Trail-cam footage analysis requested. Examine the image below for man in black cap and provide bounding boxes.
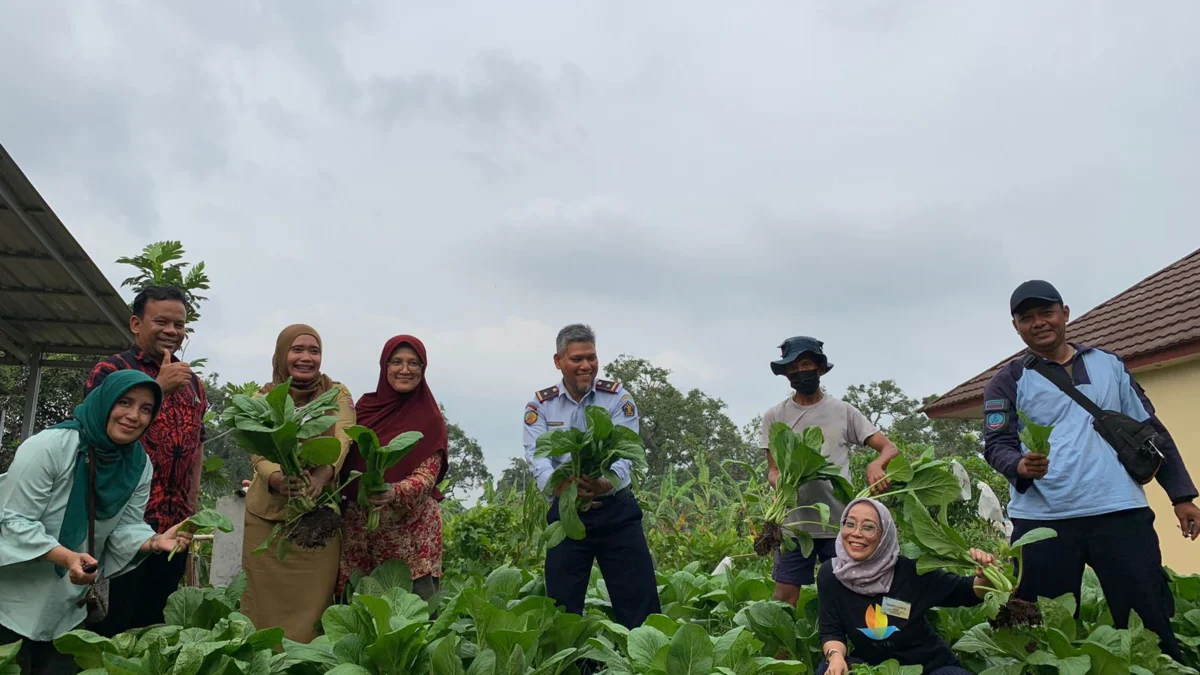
[759,336,900,606]
[983,280,1198,662]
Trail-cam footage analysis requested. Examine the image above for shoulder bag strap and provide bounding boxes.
[87,445,97,558]
[1020,352,1106,419]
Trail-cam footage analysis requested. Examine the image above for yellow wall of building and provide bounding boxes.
[1137,357,1200,575]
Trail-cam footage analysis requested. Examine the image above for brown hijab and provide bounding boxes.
[260,324,335,405]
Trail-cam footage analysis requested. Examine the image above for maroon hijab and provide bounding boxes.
[344,335,450,500]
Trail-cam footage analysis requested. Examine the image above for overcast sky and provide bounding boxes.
[3,1,1198,483]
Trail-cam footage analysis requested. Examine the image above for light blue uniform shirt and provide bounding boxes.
[522,379,640,495]
[986,348,1155,520]
[0,429,156,641]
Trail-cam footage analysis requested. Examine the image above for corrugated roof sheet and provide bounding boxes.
[0,143,133,363]
[923,247,1200,417]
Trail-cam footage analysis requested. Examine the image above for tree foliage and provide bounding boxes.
[1,356,90,470]
[116,240,210,330]
[496,456,535,494]
[603,355,754,479]
[442,405,492,498]
[844,379,982,458]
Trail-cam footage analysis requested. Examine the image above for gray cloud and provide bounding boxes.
[2,0,1198,487]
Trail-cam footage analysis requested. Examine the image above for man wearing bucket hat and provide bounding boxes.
[760,336,900,606]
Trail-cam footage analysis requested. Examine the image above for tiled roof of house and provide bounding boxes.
[923,247,1200,418]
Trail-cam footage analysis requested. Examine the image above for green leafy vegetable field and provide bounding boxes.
[6,447,1198,675]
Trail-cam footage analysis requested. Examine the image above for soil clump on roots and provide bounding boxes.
[288,506,342,549]
[989,597,1042,630]
[753,522,784,557]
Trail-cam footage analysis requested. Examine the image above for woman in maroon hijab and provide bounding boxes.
[338,335,449,601]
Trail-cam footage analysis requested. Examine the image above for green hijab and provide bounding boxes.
[51,369,163,560]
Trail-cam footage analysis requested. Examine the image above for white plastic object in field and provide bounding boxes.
[976,480,1013,538]
[712,556,734,575]
[950,461,973,501]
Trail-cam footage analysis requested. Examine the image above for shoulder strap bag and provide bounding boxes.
[1021,353,1164,485]
[74,445,111,624]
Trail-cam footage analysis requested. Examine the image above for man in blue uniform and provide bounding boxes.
[983,280,1199,662]
[522,323,661,628]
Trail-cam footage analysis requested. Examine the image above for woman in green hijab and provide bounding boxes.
[0,369,196,674]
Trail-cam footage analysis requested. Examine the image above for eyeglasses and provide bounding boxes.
[842,519,880,537]
[387,359,424,372]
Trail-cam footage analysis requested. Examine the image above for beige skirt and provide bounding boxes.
[240,511,340,644]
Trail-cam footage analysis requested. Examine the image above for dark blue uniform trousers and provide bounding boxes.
[545,488,661,628]
[1012,507,1182,663]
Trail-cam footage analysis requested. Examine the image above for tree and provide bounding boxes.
[496,457,535,494]
[603,355,750,479]
[197,375,258,500]
[116,240,210,330]
[842,380,982,457]
[442,405,492,497]
[1,356,91,471]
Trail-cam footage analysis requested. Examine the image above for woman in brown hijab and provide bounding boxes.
[240,324,356,643]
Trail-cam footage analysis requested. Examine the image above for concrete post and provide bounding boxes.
[19,349,43,441]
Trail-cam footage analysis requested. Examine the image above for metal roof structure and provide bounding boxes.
[0,142,134,440]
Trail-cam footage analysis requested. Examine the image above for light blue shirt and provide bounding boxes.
[1006,349,1151,520]
[0,429,156,641]
[522,379,640,495]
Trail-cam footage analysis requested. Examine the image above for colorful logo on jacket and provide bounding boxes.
[858,604,899,640]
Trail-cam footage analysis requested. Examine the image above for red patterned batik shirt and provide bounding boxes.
[84,348,208,533]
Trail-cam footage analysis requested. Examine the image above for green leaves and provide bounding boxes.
[758,423,854,549]
[1017,410,1054,457]
[176,508,234,535]
[169,508,235,560]
[558,481,587,540]
[347,424,425,530]
[298,436,343,466]
[0,641,20,675]
[534,405,649,546]
[1010,527,1058,551]
[665,624,713,675]
[219,379,349,553]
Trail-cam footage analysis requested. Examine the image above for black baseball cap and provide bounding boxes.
[771,336,833,375]
[1010,280,1063,315]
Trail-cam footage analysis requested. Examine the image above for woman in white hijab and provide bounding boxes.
[816,498,997,675]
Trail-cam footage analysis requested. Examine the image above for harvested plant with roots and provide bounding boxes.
[753,423,854,558]
[220,379,360,559]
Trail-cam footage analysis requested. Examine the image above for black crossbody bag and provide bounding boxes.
[1022,353,1164,485]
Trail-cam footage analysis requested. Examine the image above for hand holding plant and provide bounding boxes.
[902,494,1057,628]
[344,425,424,532]
[534,406,648,548]
[166,508,234,561]
[753,423,853,557]
[220,379,356,557]
[1016,410,1054,481]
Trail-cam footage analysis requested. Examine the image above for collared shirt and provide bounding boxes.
[522,379,639,494]
[982,344,1196,520]
[85,348,207,532]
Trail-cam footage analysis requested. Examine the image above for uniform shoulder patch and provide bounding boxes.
[985,411,1007,431]
[595,379,621,394]
[622,400,636,417]
[535,386,560,403]
[525,404,539,426]
[984,399,1007,412]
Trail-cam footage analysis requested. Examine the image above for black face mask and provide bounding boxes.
[788,370,821,396]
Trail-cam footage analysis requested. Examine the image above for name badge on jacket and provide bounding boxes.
[881,597,911,620]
